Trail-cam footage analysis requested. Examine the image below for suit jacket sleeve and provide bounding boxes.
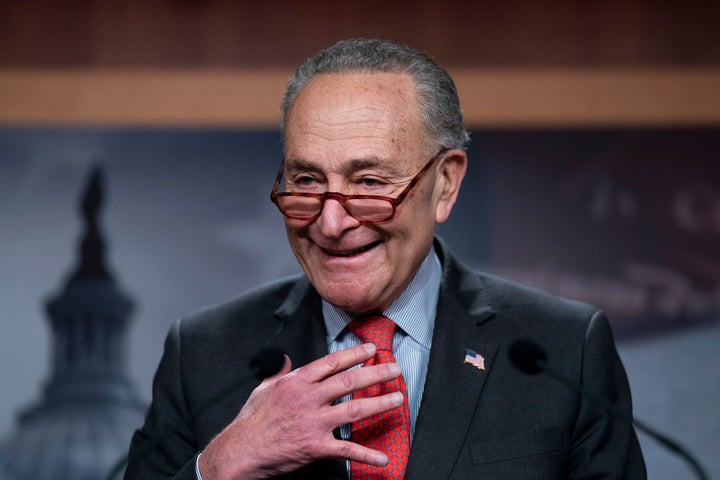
[568,310,646,478]
[122,277,343,480]
[124,319,199,479]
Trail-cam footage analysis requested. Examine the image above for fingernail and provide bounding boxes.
[388,363,401,375]
[375,452,388,465]
[364,343,376,354]
[391,392,404,405]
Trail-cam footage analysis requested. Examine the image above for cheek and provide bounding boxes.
[283,222,309,260]
[284,218,311,237]
[388,201,436,257]
[404,188,440,228]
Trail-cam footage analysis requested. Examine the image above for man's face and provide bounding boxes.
[282,72,465,313]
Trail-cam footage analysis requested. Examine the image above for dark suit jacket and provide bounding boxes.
[125,238,646,479]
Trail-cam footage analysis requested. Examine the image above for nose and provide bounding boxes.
[316,197,360,238]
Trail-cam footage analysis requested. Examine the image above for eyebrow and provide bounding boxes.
[285,156,403,176]
[284,158,323,174]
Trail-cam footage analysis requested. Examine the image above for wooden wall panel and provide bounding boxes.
[2,0,718,127]
[1,68,719,127]
[1,0,719,67]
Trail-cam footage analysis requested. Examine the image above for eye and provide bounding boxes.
[360,177,384,187]
[360,177,381,187]
[295,175,316,186]
[287,172,323,192]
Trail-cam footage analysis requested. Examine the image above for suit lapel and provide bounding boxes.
[405,243,498,480]
[272,278,328,368]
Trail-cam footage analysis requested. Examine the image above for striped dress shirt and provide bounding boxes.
[323,247,441,441]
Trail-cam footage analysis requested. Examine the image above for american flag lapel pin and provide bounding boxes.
[464,348,485,370]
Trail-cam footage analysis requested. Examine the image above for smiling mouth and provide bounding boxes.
[322,241,381,257]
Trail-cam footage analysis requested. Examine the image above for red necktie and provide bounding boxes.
[348,315,411,480]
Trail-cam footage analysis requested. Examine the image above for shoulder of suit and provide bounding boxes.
[480,271,597,313]
[438,241,600,331]
[178,273,308,333]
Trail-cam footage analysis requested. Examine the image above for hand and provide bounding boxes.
[198,343,404,480]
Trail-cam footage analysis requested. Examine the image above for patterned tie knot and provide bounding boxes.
[348,315,396,352]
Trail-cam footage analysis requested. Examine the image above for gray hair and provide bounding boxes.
[281,38,471,150]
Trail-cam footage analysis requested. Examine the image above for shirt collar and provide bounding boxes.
[323,246,442,350]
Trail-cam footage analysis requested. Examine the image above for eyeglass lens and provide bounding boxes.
[275,195,394,222]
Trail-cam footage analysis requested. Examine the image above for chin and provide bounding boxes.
[319,286,387,314]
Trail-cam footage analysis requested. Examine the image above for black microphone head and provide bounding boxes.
[509,339,548,375]
[250,346,286,379]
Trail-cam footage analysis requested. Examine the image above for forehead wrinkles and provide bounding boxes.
[315,105,396,139]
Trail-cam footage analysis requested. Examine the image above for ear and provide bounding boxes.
[434,150,468,224]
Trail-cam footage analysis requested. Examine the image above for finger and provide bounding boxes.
[299,344,377,383]
[326,439,389,467]
[323,391,405,428]
[317,362,402,401]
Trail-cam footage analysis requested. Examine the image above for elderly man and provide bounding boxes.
[125,39,646,479]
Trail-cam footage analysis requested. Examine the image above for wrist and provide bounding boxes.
[199,427,265,480]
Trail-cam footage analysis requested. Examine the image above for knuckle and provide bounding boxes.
[354,344,372,362]
[337,369,356,391]
[274,371,296,392]
[322,352,340,372]
[337,442,353,460]
[372,365,392,384]
[273,373,311,406]
[345,399,362,420]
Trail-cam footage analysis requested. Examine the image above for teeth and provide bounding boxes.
[325,242,376,257]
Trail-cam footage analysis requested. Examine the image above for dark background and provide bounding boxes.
[1,127,718,478]
[1,1,719,477]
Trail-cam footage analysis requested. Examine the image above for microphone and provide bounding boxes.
[508,339,710,480]
[250,345,287,379]
[508,339,547,374]
[106,345,286,480]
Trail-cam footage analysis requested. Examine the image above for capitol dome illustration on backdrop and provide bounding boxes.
[0,166,145,479]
